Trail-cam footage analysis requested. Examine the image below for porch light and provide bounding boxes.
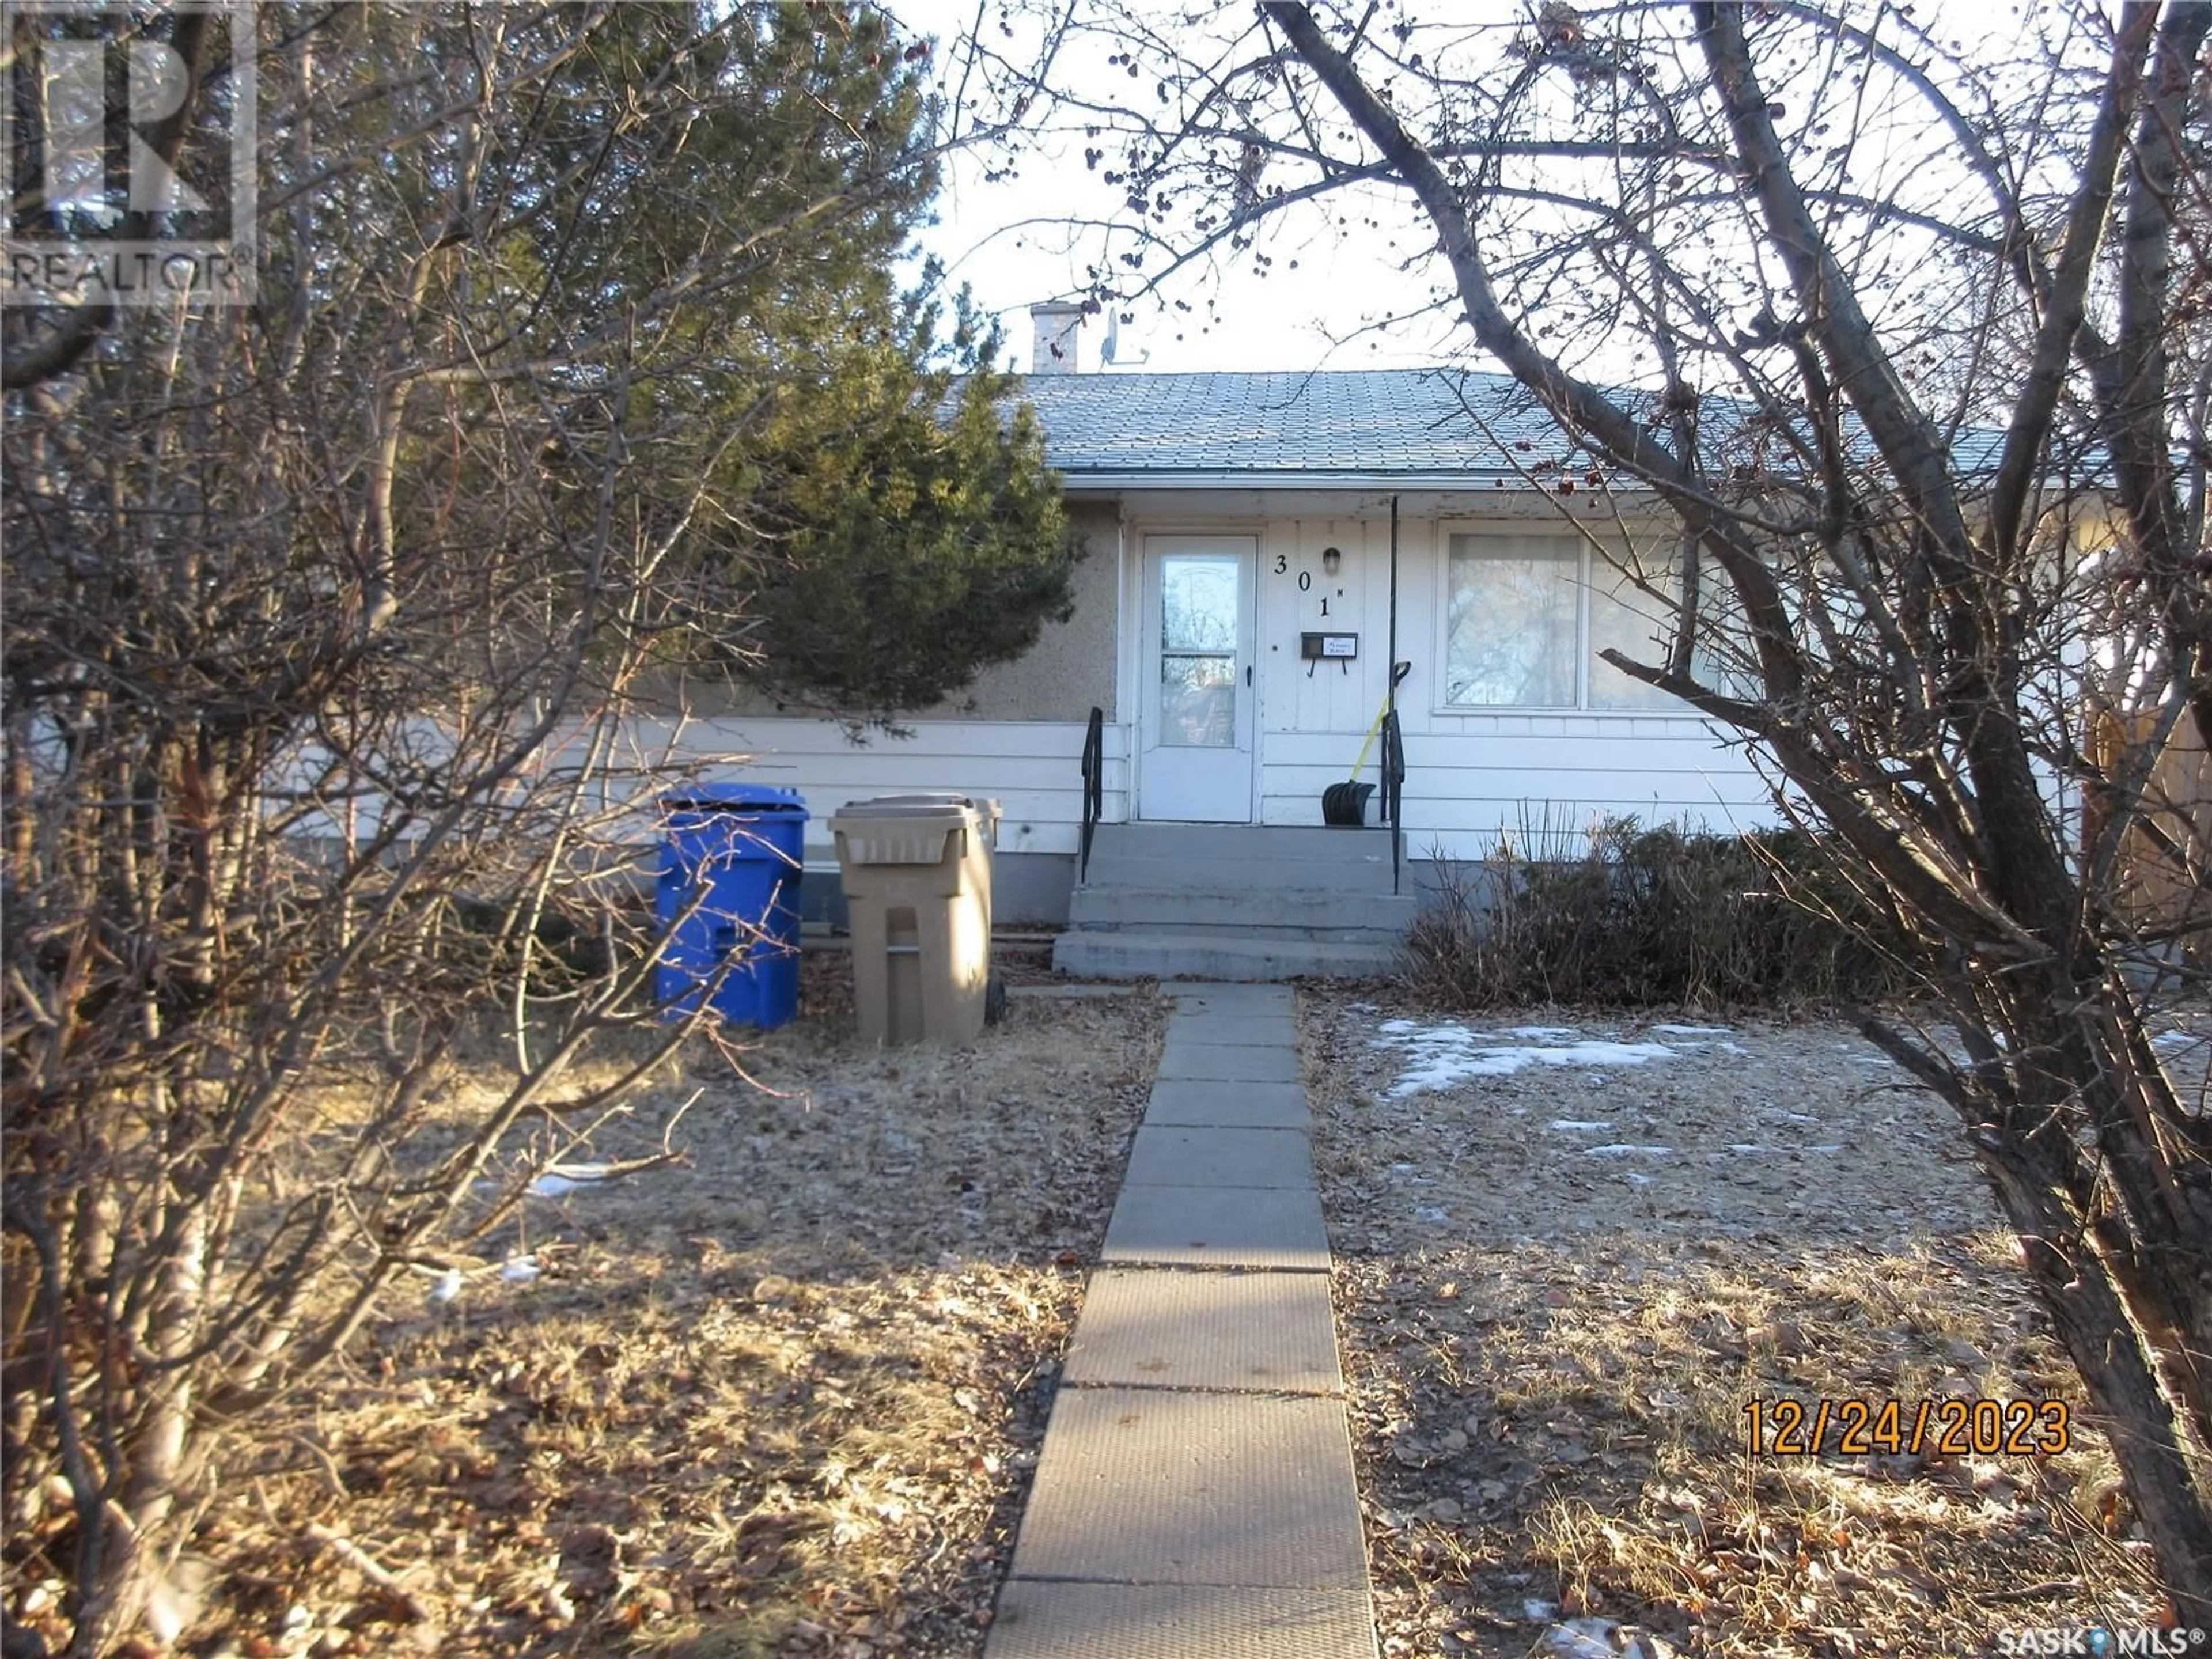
[1322,546,1342,577]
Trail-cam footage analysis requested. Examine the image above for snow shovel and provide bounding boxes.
[1321,662,1410,827]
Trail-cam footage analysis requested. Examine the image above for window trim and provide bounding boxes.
[1433,521,1701,716]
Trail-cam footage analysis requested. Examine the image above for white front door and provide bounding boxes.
[1139,535,1256,821]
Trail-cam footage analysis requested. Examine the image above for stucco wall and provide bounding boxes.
[638,501,1118,723]
[908,500,1119,722]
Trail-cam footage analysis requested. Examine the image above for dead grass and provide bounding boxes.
[166,954,1162,1659]
[1298,986,2202,1658]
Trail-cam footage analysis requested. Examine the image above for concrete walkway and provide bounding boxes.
[985,984,1378,1659]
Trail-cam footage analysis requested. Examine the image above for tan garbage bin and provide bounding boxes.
[860,793,1002,851]
[830,797,996,1046]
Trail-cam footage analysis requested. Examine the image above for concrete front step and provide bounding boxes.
[1052,929,1401,982]
[1082,823,1404,896]
[1092,822,1395,860]
[1080,854,1402,896]
[1070,919,1409,944]
[1070,885,1416,938]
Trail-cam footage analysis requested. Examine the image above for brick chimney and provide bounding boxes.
[1029,301,1084,374]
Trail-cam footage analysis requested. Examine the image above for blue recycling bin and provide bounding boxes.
[656,783,808,1029]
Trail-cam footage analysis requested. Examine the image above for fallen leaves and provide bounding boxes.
[161,972,1162,1657]
[1304,986,2171,1658]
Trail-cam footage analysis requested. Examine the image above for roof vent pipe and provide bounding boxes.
[1029,302,1084,374]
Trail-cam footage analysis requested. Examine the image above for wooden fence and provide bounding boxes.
[2087,710,2211,964]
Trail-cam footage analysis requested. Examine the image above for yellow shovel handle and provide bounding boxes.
[1347,663,1411,784]
[1348,703,1388,782]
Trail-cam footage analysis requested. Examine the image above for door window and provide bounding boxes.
[1158,553,1239,747]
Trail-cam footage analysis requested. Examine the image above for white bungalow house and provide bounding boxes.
[662,305,1774,978]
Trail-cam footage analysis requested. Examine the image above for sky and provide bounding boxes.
[892,0,2054,382]
[918,150,1464,377]
[897,2,1475,377]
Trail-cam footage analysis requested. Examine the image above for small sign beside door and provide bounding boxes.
[1300,632,1358,660]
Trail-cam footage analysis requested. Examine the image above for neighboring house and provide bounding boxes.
[665,305,1774,976]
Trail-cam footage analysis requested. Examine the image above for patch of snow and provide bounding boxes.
[427,1268,463,1305]
[1371,1018,1683,1096]
[1585,1143,1674,1157]
[1558,1040,1677,1067]
[1509,1024,1581,1040]
[1548,1119,1615,1132]
[528,1162,619,1198]
[1944,1027,2010,1052]
[1543,1618,1626,1659]
[499,1256,541,1283]
[2151,1029,2200,1054]
[1652,1023,1733,1036]
[1724,1143,1771,1154]
[1624,1172,1657,1185]
[1808,1144,1843,1154]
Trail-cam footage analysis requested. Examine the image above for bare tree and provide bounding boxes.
[1,6,1066,1653]
[989,0,2212,1622]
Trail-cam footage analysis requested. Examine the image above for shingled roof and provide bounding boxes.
[1014,368,1566,485]
[1011,366,2012,488]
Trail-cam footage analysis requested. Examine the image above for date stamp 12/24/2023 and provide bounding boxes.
[1745,1395,2072,1460]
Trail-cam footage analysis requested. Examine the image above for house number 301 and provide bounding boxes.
[1273,556,1330,612]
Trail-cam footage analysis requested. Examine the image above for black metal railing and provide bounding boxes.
[1381,707,1406,894]
[1079,706,1104,884]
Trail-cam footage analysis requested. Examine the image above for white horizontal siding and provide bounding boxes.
[613,717,1126,859]
[1261,723,1755,772]
[611,506,1766,867]
[1256,719,1772,859]
[1178,508,1772,860]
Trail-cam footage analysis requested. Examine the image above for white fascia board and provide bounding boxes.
[1059,469,1521,493]
[1062,479,1666,522]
